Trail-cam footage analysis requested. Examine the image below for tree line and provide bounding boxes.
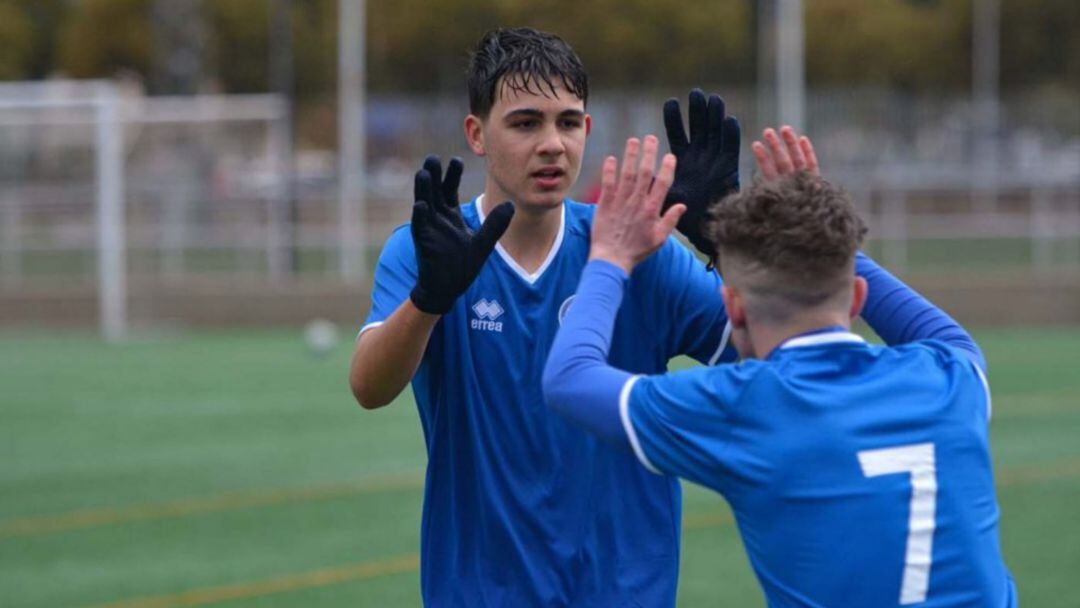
[0,0,1076,98]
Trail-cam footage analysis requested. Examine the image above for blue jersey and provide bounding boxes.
[361,198,736,606]
[624,331,1017,607]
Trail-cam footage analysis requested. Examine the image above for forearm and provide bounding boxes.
[542,260,634,446]
[349,299,439,409]
[857,252,986,371]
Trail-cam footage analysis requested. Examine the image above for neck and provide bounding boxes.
[480,188,563,274]
[747,311,852,359]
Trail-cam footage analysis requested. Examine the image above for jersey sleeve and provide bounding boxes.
[857,252,986,372]
[635,237,737,365]
[623,364,761,488]
[928,341,994,423]
[358,225,417,338]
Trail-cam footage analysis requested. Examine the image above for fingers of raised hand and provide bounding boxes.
[649,153,677,212]
[722,116,741,157]
[659,202,686,237]
[799,136,820,175]
[763,128,794,175]
[414,168,434,205]
[663,99,689,155]
[617,137,641,202]
[707,95,726,151]
[442,157,464,206]
[688,89,708,146]
[598,155,618,209]
[473,201,515,254]
[751,141,778,180]
[780,126,807,171]
[634,136,659,199]
[422,155,443,191]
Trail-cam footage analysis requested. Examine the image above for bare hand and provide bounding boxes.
[589,136,685,274]
[751,125,819,180]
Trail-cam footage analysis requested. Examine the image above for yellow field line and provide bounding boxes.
[683,509,734,530]
[79,454,1080,608]
[0,471,424,539]
[997,456,1080,487]
[86,553,420,608]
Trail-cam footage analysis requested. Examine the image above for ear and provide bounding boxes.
[584,113,592,137]
[850,276,868,320]
[721,285,747,329]
[464,114,486,156]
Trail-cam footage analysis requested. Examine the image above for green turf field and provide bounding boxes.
[1,327,1078,607]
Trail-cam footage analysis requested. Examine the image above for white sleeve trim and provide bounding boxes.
[355,321,384,342]
[619,375,662,475]
[972,363,992,420]
[707,319,734,366]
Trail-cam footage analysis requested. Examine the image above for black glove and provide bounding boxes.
[663,89,741,258]
[409,155,514,315]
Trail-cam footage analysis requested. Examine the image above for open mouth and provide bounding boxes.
[531,168,565,180]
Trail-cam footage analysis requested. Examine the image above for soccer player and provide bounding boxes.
[542,139,1017,606]
[348,28,743,605]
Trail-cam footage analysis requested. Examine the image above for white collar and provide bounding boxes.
[476,194,565,285]
[779,331,866,350]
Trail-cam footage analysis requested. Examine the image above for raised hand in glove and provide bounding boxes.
[409,155,514,315]
[662,89,741,258]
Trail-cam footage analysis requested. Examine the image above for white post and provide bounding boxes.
[776,0,805,130]
[883,189,909,273]
[1031,188,1053,274]
[95,83,127,342]
[973,0,1000,213]
[339,0,367,284]
[1,191,20,288]
[267,106,290,280]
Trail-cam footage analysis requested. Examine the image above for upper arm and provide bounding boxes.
[360,225,418,336]
[856,251,986,372]
[638,238,735,365]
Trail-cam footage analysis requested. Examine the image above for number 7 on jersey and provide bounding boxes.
[858,443,937,605]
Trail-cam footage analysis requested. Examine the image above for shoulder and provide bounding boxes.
[563,199,595,238]
[380,222,415,257]
[890,339,975,371]
[635,359,771,407]
[633,234,717,290]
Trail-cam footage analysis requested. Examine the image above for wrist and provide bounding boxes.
[409,285,451,316]
[588,247,634,275]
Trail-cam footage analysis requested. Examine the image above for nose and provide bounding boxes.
[536,124,566,158]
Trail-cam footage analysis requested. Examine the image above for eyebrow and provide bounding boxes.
[502,108,586,121]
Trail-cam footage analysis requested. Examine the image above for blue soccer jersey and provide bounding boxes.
[624,331,1017,607]
[360,198,736,606]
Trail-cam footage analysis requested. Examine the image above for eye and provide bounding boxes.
[560,118,583,129]
[512,119,539,130]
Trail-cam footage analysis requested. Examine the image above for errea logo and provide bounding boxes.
[471,298,505,332]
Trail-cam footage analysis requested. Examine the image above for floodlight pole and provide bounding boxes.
[95,83,127,342]
[339,0,367,284]
[973,0,1000,212]
[776,0,805,130]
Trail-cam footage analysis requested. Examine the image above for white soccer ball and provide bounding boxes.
[304,318,340,357]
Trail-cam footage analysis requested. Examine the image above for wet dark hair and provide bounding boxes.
[466,27,589,118]
[706,172,868,316]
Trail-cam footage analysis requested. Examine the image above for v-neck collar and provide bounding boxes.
[475,194,566,285]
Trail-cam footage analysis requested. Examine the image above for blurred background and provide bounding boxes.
[0,1,1077,607]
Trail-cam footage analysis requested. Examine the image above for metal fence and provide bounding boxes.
[1,80,1077,335]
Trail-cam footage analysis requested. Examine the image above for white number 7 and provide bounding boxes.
[858,443,937,605]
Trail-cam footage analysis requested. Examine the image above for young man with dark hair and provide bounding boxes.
[543,138,1016,606]
[349,28,742,605]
